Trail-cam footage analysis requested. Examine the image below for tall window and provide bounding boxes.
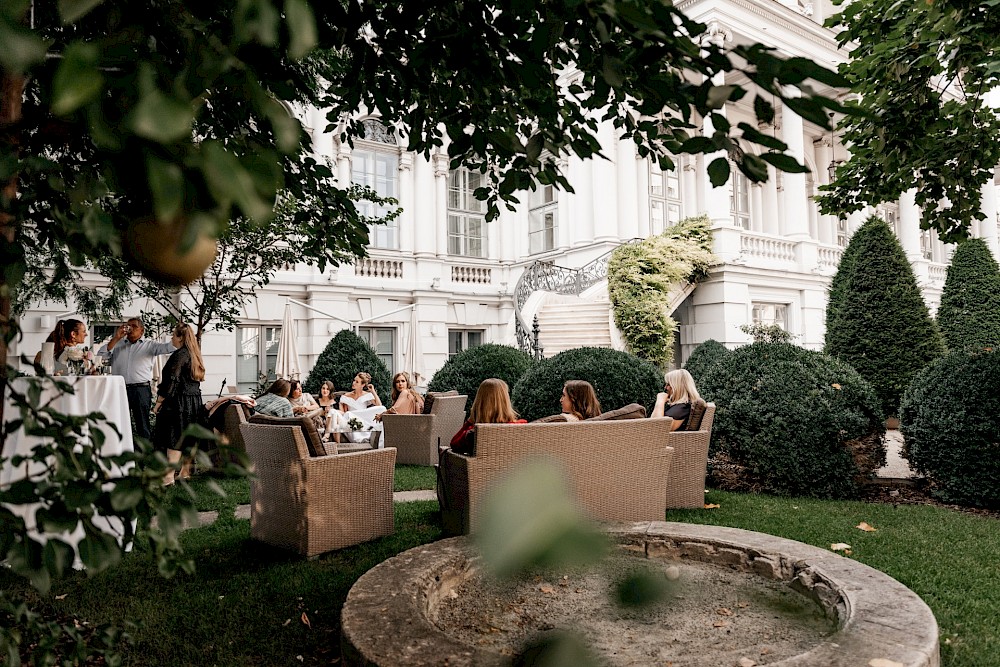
[878,203,900,235]
[352,120,399,249]
[649,158,682,235]
[730,167,752,230]
[236,325,280,393]
[920,231,933,260]
[448,330,483,358]
[836,217,849,247]
[448,169,487,257]
[528,184,557,254]
[358,327,394,376]
[752,303,788,330]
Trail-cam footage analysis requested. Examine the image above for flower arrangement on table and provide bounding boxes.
[347,417,364,432]
[63,346,95,375]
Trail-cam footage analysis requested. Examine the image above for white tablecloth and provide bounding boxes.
[2,375,135,562]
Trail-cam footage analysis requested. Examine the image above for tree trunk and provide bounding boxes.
[0,71,25,430]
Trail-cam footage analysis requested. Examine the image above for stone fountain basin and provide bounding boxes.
[341,521,939,667]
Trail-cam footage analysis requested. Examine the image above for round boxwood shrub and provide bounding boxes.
[900,350,1000,507]
[683,339,731,383]
[427,344,534,412]
[511,347,663,422]
[701,342,885,499]
[303,329,392,404]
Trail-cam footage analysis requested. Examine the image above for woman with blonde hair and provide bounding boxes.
[377,371,425,419]
[449,378,525,455]
[152,323,207,484]
[560,379,602,421]
[339,371,386,442]
[651,368,701,432]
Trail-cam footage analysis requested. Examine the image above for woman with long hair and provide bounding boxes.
[377,371,424,420]
[288,379,320,416]
[152,323,206,484]
[560,379,602,421]
[35,318,87,373]
[449,378,525,455]
[651,368,701,431]
[338,372,386,441]
[254,379,294,418]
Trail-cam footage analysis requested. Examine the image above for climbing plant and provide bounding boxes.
[607,216,716,367]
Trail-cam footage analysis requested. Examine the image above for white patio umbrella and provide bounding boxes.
[404,306,424,386]
[274,302,302,381]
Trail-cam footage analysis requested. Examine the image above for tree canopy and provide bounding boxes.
[819,0,1000,242]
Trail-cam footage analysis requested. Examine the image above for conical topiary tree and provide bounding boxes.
[824,216,945,416]
[824,219,863,344]
[936,237,1000,352]
[303,329,392,404]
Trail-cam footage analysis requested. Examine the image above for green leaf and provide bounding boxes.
[0,17,51,73]
[37,503,80,534]
[129,88,195,144]
[284,0,317,60]
[760,152,808,173]
[78,531,121,573]
[262,98,301,154]
[43,538,76,579]
[51,42,104,115]
[707,157,730,187]
[706,85,735,109]
[58,0,105,24]
[201,141,275,221]
[753,94,775,125]
[109,478,143,512]
[146,155,185,222]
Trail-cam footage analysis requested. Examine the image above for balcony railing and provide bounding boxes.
[355,258,404,279]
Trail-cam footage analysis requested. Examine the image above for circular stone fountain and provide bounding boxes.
[341,522,940,667]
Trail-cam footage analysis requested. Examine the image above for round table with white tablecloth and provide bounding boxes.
[1,375,136,564]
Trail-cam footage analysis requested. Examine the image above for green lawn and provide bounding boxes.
[6,487,1000,666]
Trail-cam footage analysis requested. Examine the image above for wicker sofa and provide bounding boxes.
[379,394,467,466]
[437,418,677,535]
[240,422,396,557]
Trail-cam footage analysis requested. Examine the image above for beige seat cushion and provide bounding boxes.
[249,414,327,457]
[585,403,647,421]
[531,414,569,423]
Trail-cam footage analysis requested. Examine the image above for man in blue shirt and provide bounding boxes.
[97,318,179,441]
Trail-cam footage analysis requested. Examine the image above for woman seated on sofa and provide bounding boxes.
[376,371,424,421]
[449,378,526,455]
[560,380,602,421]
[651,368,700,431]
[255,379,294,418]
[288,379,320,416]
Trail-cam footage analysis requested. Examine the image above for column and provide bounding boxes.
[413,154,436,258]
[899,189,929,284]
[398,152,415,253]
[573,153,595,244]
[433,152,449,258]
[780,97,809,239]
[336,140,352,188]
[980,179,1000,261]
[592,120,619,241]
[616,139,640,240]
[700,70,732,228]
[813,137,834,244]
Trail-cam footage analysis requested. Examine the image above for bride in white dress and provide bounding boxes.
[339,372,387,442]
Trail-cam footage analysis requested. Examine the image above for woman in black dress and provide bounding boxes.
[152,323,206,485]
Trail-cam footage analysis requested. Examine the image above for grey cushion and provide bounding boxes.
[585,403,647,421]
[531,414,569,423]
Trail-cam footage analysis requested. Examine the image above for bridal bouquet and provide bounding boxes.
[64,346,94,375]
[347,417,364,431]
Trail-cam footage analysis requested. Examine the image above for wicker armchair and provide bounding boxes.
[379,394,467,466]
[665,401,716,509]
[438,418,676,535]
[240,422,396,557]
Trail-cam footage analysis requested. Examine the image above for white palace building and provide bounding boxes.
[12,0,1000,394]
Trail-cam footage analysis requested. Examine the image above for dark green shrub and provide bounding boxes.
[511,347,663,422]
[824,223,863,340]
[701,342,885,499]
[900,351,1000,507]
[937,238,1000,352]
[303,329,391,404]
[683,339,731,383]
[427,344,534,412]
[824,216,944,416]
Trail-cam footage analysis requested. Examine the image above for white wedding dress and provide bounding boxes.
[339,392,387,443]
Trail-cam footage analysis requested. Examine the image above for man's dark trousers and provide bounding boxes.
[126,383,153,441]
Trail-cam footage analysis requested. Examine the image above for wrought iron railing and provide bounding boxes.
[513,240,639,357]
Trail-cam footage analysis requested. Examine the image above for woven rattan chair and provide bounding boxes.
[380,394,467,466]
[240,422,396,557]
[664,402,716,509]
[438,418,676,535]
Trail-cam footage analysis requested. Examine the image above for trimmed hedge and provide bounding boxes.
[900,351,1000,507]
[427,344,534,412]
[937,237,1000,353]
[701,342,885,499]
[303,329,392,404]
[683,339,730,383]
[824,216,944,416]
[511,347,663,422]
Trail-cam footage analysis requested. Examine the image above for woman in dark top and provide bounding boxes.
[152,323,206,485]
[651,368,700,432]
